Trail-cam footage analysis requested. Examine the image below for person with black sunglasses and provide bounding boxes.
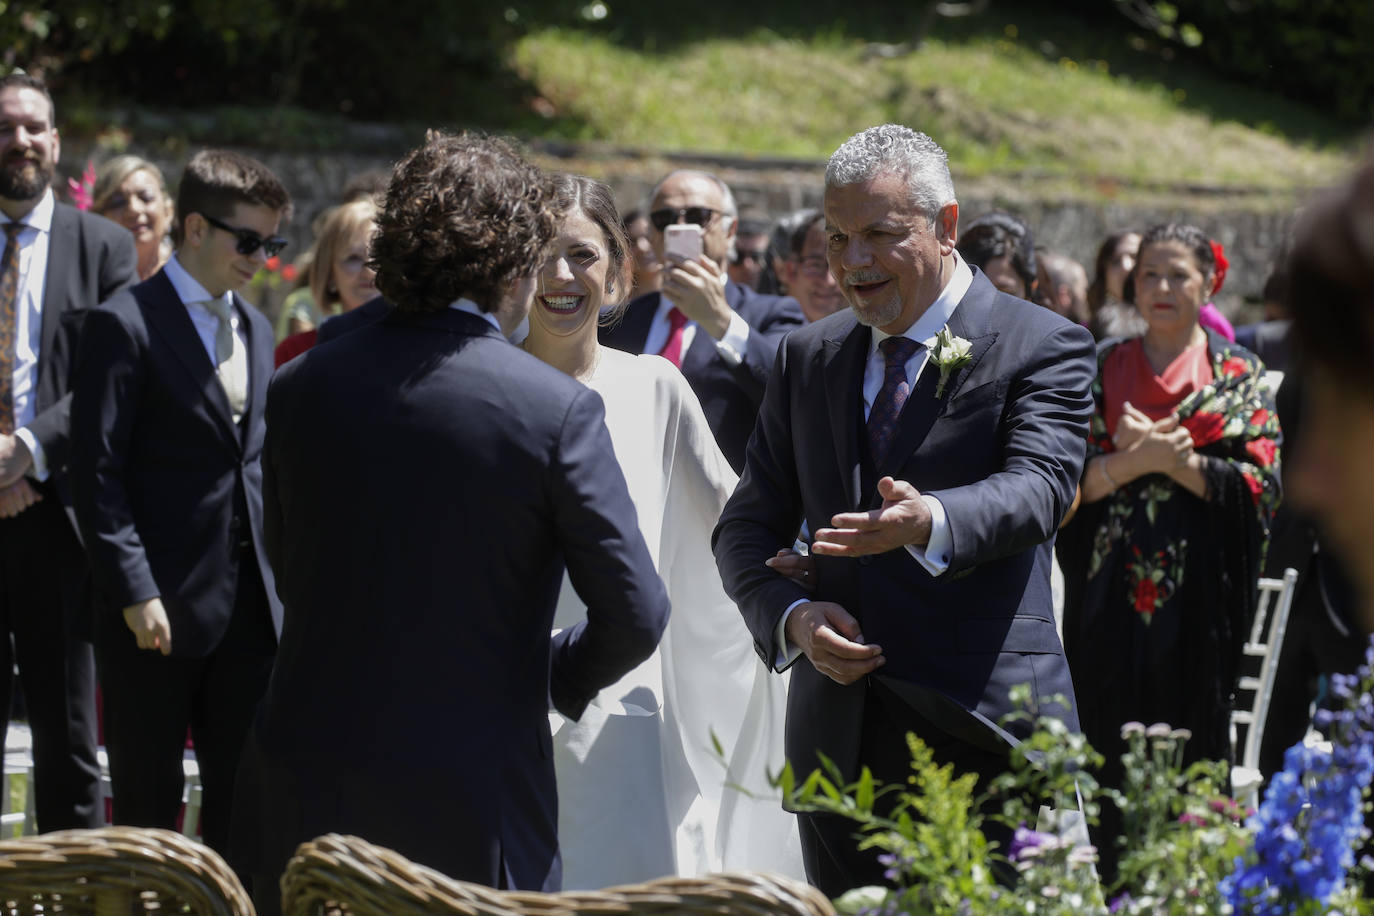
[69,148,291,876]
[600,170,803,473]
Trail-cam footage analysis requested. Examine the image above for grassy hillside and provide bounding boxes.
[508,23,1360,194]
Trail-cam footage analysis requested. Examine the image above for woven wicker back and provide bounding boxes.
[283,834,836,916]
[0,826,252,915]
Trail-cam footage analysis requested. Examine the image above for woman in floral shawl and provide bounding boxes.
[1058,223,1282,780]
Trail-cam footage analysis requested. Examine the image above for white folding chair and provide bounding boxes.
[1231,567,1300,802]
[2,723,35,837]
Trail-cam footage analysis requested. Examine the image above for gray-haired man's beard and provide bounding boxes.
[0,157,54,201]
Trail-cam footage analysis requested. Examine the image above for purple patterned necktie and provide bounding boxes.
[0,222,25,436]
[867,336,921,468]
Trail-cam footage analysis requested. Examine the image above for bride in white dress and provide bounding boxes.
[523,175,802,889]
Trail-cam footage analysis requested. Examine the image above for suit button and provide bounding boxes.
[859,556,872,566]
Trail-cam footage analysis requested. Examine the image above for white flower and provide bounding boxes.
[927,326,974,398]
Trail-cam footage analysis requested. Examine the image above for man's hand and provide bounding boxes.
[660,255,733,340]
[784,600,884,685]
[0,434,33,488]
[123,598,173,655]
[812,477,932,557]
[765,548,815,590]
[0,479,41,518]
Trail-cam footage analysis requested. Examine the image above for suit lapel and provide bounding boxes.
[38,206,76,382]
[875,277,999,484]
[822,316,867,508]
[603,291,658,353]
[140,272,240,446]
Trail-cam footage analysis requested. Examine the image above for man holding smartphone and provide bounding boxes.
[600,170,803,473]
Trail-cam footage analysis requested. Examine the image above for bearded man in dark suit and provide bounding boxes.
[0,72,137,830]
[600,169,803,472]
[713,124,1097,895]
[231,132,669,910]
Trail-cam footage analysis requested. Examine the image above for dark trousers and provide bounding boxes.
[0,495,101,830]
[797,684,1012,898]
[97,551,275,855]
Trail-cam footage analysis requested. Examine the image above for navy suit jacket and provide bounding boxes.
[70,269,284,657]
[233,307,669,890]
[600,282,803,472]
[314,294,391,344]
[713,271,1096,779]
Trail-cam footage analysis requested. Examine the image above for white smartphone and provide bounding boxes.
[663,224,703,263]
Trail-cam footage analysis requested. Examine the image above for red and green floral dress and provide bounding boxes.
[1057,330,1282,768]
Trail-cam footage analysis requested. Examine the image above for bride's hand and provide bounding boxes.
[765,548,816,590]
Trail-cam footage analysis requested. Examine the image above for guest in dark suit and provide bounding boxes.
[600,170,803,472]
[230,132,669,909]
[70,149,291,857]
[712,125,1095,896]
[0,72,137,830]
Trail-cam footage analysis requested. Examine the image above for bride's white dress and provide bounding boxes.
[549,348,802,889]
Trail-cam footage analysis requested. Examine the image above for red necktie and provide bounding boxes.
[658,306,689,368]
[0,223,25,435]
[867,336,921,468]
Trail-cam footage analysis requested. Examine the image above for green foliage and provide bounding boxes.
[1105,724,1251,915]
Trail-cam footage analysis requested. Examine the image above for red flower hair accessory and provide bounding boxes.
[1209,239,1229,295]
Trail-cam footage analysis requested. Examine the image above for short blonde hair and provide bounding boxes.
[309,198,379,314]
[91,155,170,216]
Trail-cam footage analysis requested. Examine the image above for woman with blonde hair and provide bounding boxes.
[91,155,173,280]
[274,198,378,366]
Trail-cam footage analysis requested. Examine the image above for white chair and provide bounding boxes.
[97,747,204,839]
[2,723,35,837]
[1231,567,1300,802]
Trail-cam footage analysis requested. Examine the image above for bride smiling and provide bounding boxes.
[523,174,801,888]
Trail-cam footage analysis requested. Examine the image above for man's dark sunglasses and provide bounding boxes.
[649,207,719,232]
[201,213,289,258]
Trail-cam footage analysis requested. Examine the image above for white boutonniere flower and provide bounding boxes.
[925,326,973,399]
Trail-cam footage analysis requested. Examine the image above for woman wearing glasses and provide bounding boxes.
[777,209,845,323]
[524,174,801,888]
[274,199,378,366]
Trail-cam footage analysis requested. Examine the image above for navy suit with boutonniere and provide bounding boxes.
[713,265,1096,893]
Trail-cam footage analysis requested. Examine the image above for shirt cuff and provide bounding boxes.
[714,310,750,367]
[773,598,809,672]
[904,494,951,576]
[14,427,48,482]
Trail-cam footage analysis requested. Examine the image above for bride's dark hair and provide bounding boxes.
[549,174,635,326]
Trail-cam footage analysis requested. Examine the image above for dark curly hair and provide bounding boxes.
[1123,223,1215,305]
[956,211,1037,297]
[372,131,556,314]
[1287,157,1374,395]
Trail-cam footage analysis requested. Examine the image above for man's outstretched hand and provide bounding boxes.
[812,476,932,557]
[784,600,884,685]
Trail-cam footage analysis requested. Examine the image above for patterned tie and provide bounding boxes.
[867,336,921,469]
[658,306,689,368]
[0,223,25,435]
[202,297,249,422]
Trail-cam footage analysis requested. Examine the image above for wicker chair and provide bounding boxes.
[0,826,252,915]
[282,834,836,916]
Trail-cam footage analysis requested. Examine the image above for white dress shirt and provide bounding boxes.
[4,189,55,480]
[774,252,974,669]
[641,274,751,366]
[449,297,503,332]
[162,255,250,415]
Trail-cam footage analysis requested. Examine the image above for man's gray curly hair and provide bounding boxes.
[825,124,956,225]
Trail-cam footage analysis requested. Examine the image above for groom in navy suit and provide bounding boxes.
[712,125,1096,894]
[231,132,669,909]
